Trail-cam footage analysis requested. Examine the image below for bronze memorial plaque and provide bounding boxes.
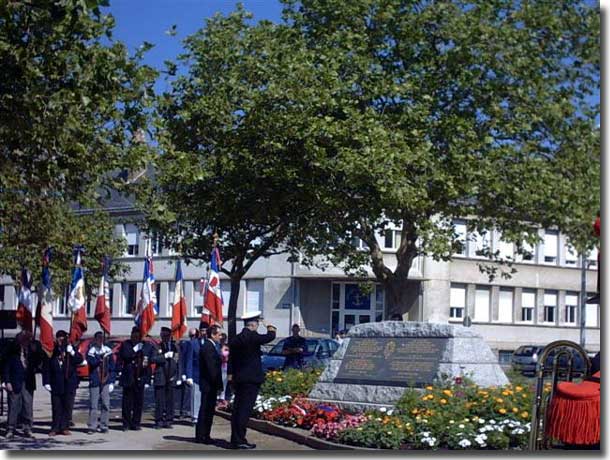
[333,337,449,387]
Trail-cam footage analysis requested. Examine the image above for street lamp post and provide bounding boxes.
[579,254,587,349]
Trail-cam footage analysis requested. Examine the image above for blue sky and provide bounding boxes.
[106,1,284,91]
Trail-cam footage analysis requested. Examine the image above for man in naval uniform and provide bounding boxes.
[227,311,276,449]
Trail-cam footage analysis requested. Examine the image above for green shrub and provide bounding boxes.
[260,368,322,398]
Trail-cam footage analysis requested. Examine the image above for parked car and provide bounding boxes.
[511,345,587,377]
[261,338,340,372]
[76,335,160,380]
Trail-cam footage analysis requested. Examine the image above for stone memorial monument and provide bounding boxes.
[309,321,509,411]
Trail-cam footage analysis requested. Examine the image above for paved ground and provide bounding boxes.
[0,377,312,451]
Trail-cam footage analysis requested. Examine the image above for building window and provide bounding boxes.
[246,279,264,317]
[55,287,69,316]
[382,229,401,250]
[565,243,578,266]
[375,286,384,322]
[543,292,557,323]
[586,293,598,327]
[517,240,535,263]
[498,288,513,323]
[351,237,368,251]
[151,232,164,255]
[454,221,467,256]
[192,280,204,316]
[125,283,137,315]
[496,234,514,260]
[0,285,5,307]
[125,224,139,257]
[565,293,578,325]
[449,284,466,320]
[588,247,598,269]
[543,230,558,265]
[332,283,340,310]
[472,230,490,258]
[473,287,490,323]
[521,290,536,323]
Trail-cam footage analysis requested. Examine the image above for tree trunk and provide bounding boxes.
[227,275,242,339]
[384,276,419,319]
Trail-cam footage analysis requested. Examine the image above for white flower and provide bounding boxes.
[449,420,455,424]
[258,407,264,413]
[478,419,485,424]
[428,437,437,446]
[387,409,394,416]
[489,420,496,425]
[458,439,472,448]
[379,407,387,413]
[459,424,465,429]
[421,431,431,437]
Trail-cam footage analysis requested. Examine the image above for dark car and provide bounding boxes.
[261,338,340,372]
[512,345,587,377]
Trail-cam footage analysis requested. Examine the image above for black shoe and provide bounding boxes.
[22,431,34,439]
[100,428,108,434]
[86,429,95,435]
[154,424,162,430]
[230,442,255,450]
[5,431,14,440]
[122,426,129,432]
[196,437,216,445]
[133,426,142,431]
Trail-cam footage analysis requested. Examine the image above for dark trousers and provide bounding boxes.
[195,385,218,441]
[7,387,33,432]
[175,383,191,417]
[230,383,260,445]
[154,385,174,424]
[50,392,71,432]
[122,384,144,429]
[67,390,76,425]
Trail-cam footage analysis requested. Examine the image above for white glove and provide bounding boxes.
[88,347,98,357]
[67,345,75,356]
[133,343,143,352]
[182,374,187,381]
[144,384,150,389]
[176,380,182,386]
[186,378,193,386]
[44,384,52,392]
[108,384,114,393]
[164,351,174,359]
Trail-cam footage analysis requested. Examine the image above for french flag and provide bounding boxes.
[16,269,33,332]
[37,248,54,357]
[135,239,157,336]
[68,247,88,343]
[171,260,187,340]
[94,257,111,335]
[203,247,223,324]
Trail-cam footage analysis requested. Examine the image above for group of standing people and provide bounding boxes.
[1,312,276,450]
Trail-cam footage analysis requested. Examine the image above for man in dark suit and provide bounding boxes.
[228,312,276,449]
[195,324,223,444]
[42,330,84,436]
[152,326,179,429]
[119,326,151,431]
[2,331,44,439]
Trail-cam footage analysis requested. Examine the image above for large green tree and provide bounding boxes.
[279,0,600,315]
[0,0,156,286]
[146,8,332,337]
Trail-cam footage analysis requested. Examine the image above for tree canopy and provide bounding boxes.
[277,0,600,313]
[0,0,156,285]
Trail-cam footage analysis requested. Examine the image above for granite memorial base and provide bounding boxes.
[308,321,509,412]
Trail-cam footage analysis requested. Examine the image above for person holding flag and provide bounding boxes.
[68,246,88,344]
[135,239,157,337]
[119,327,151,431]
[36,248,54,357]
[94,257,112,335]
[171,260,190,420]
[16,269,33,332]
[152,327,179,429]
[86,331,116,434]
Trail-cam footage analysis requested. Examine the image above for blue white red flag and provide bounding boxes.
[95,257,112,335]
[68,247,87,343]
[203,247,223,324]
[171,260,188,340]
[37,248,54,356]
[135,239,157,336]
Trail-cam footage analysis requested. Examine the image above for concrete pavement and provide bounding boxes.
[0,376,312,451]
